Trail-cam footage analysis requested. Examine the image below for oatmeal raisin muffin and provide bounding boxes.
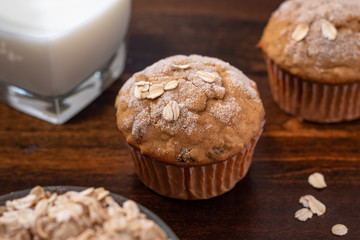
[258,0,360,123]
[115,55,265,199]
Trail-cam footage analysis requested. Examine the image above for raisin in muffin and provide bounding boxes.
[258,0,360,123]
[115,55,265,199]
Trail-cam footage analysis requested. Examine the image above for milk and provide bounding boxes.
[0,0,131,96]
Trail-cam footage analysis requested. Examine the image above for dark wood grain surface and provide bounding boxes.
[1,1,360,239]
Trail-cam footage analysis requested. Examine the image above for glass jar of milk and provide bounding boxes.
[0,0,131,124]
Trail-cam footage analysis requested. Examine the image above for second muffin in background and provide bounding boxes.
[258,0,360,123]
[115,55,265,199]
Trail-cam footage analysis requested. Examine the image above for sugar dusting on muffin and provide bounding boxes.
[116,54,264,165]
[258,0,360,83]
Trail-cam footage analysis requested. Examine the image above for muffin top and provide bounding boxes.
[115,55,264,166]
[258,0,360,84]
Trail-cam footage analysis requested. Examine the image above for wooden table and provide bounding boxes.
[1,1,359,239]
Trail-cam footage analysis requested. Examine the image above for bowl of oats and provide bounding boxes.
[0,186,178,240]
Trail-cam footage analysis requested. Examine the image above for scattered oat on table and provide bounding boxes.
[331,224,348,236]
[296,173,351,238]
[294,208,313,222]
[308,172,327,189]
[303,195,326,216]
[299,196,309,208]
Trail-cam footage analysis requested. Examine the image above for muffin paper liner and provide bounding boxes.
[265,56,360,123]
[128,121,264,200]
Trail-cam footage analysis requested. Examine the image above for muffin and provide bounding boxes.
[115,55,265,199]
[258,0,360,123]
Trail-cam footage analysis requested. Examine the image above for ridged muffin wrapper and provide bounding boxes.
[127,121,264,200]
[265,56,360,123]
